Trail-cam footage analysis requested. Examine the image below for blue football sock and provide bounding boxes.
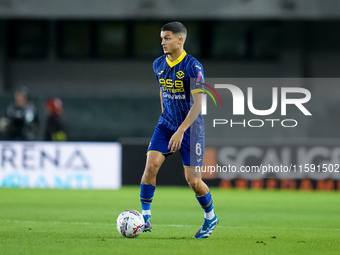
[140,183,156,213]
[196,191,214,216]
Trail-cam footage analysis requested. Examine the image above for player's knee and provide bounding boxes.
[145,160,161,176]
[187,178,200,192]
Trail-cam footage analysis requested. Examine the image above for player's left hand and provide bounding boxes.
[168,129,184,152]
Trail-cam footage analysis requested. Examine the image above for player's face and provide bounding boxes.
[160,31,183,55]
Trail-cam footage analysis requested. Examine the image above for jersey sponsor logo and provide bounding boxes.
[176,71,185,79]
[159,78,185,93]
[162,92,186,100]
[195,65,202,70]
[158,70,164,75]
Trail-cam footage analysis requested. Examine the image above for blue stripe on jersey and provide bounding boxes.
[153,51,205,133]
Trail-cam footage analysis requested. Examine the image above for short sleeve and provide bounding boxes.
[189,60,205,94]
[153,60,159,82]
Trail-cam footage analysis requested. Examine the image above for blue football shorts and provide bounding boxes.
[147,124,205,167]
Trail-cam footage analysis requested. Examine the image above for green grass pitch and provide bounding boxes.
[0,187,339,255]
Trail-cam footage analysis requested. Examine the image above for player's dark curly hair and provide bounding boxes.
[161,21,187,39]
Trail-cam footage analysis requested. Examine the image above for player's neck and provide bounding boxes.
[167,49,184,62]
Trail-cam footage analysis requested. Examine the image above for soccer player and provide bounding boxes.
[139,21,218,238]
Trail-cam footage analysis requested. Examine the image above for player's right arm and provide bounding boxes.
[160,88,164,113]
[153,58,164,114]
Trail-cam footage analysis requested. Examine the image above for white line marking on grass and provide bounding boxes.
[153,224,340,231]
[5,220,104,226]
[5,220,340,231]
[153,224,193,228]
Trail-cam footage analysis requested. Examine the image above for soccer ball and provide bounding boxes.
[116,210,145,238]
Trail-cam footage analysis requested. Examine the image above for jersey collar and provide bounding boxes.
[166,50,187,68]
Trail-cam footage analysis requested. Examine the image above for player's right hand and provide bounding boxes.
[168,129,184,152]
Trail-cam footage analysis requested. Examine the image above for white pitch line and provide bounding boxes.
[4,220,340,231]
[153,224,340,231]
[5,220,102,225]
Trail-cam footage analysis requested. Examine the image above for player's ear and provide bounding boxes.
[178,36,184,45]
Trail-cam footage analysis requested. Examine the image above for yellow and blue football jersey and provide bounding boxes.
[149,51,205,167]
[153,50,205,133]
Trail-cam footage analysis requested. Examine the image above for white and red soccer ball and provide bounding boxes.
[116,210,145,238]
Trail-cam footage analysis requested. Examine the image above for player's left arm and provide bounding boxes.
[168,91,203,152]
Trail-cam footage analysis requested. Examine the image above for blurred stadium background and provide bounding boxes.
[0,0,340,190]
